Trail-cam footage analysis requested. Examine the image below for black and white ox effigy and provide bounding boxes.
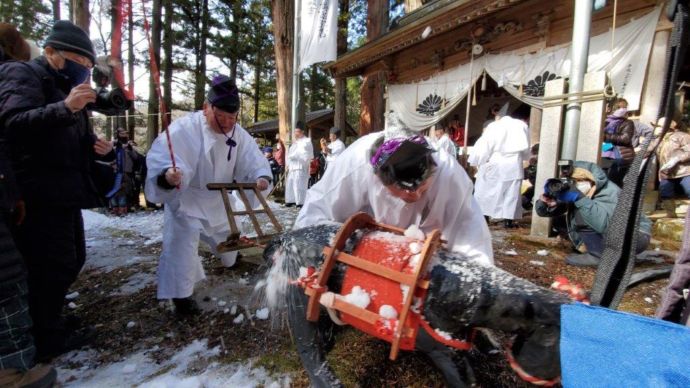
[257,223,570,387]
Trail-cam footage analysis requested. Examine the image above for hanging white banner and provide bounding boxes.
[298,0,338,72]
[388,6,661,130]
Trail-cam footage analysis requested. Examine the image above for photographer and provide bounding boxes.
[535,161,651,267]
[0,20,113,360]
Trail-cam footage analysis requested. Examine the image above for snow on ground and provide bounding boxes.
[57,339,290,388]
[64,207,295,387]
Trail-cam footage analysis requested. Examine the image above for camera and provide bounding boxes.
[88,86,131,115]
[544,159,575,198]
[87,58,133,115]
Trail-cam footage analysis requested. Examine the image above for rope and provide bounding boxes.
[605,0,619,99]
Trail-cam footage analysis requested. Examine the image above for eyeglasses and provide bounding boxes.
[57,50,93,69]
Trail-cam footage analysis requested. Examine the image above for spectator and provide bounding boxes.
[449,115,464,147]
[0,22,58,387]
[522,143,539,210]
[468,103,530,228]
[264,146,281,187]
[322,127,345,169]
[432,124,457,158]
[145,75,271,316]
[107,128,143,216]
[535,161,651,267]
[308,148,326,188]
[652,118,690,216]
[274,133,286,170]
[284,122,313,207]
[0,20,114,360]
[601,106,635,187]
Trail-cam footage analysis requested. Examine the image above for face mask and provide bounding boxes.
[576,181,593,195]
[58,56,90,87]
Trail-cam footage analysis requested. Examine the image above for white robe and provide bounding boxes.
[285,137,313,205]
[325,138,346,165]
[468,116,530,220]
[295,133,493,265]
[145,111,272,299]
[434,134,457,158]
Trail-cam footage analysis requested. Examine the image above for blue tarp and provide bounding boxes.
[561,303,690,387]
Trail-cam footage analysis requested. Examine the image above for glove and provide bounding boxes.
[660,156,680,172]
[557,189,583,203]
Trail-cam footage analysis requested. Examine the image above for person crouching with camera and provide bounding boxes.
[535,160,651,267]
[0,20,114,361]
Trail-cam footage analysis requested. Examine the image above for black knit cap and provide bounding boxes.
[208,75,240,113]
[44,20,95,65]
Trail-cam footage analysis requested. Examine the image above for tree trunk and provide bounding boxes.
[308,65,317,111]
[253,46,262,123]
[194,0,209,110]
[334,0,349,134]
[110,0,127,133]
[72,0,90,33]
[146,0,162,150]
[270,0,294,144]
[52,0,61,21]
[229,1,242,82]
[359,0,388,135]
[127,0,136,138]
[163,0,173,115]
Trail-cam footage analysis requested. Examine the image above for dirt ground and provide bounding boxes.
[64,211,677,387]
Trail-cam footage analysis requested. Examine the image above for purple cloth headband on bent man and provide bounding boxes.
[370,134,429,169]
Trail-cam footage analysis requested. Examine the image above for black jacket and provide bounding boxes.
[0,56,105,209]
[0,48,24,288]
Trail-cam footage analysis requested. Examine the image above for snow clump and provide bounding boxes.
[379,305,398,319]
[344,286,371,309]
[404,224,425,240]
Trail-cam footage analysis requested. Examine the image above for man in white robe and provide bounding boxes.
[285,123,313,207]
[295,115,493,265]
[433,125,457,159]
[145,76,271,315]
[468,109,530,228]
[322,126,346,169]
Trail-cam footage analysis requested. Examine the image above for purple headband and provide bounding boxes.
[370,134,429,169]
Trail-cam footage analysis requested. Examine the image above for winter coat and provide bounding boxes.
[603,119,635,164]
[535,161,651,249]
[0,47,24,288]
[655,131,690,180]
[0,57,105,209]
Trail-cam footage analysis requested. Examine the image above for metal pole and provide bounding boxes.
[291,0,301,144]
[462,53,474,160]
[561,0,593,160]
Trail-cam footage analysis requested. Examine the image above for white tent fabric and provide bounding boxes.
[387,7,661,131]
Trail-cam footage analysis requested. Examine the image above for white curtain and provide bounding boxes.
[388,6,661,129]
[388,60,482,131]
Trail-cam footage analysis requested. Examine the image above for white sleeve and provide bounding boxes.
[295,147,369,228]
[467,133,492,167]
[233,127,272,183]
[434,155,494,264]
[144,117,199,204]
